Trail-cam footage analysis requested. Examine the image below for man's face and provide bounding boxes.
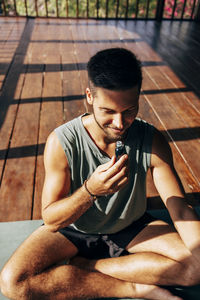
[87,86,140,142]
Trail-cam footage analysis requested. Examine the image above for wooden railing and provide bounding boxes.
[0,0,200,21]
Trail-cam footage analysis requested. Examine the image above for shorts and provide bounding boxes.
[59,212,156,259]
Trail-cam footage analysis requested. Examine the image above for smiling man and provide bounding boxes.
[1,48,200,300]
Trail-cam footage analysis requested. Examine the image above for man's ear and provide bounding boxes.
[86,88,94,105]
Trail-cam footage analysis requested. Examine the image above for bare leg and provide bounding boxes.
[72,252,185,285]
[11,264,134,299]
[10,264,182,300]
[71,220,200,287]
[0,225,182,300]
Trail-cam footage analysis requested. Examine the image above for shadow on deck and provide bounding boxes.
[0,17,200,221]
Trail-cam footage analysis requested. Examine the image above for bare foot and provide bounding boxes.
[134,283,183,300]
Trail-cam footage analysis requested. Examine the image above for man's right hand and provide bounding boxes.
[86,154,129,197]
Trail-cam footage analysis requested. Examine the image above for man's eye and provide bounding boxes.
[102,110,114,114]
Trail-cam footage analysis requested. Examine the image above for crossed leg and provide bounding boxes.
[0,226,184,300]
[71,220,200,286]
[0,224,182,300]
[0,225,133,299]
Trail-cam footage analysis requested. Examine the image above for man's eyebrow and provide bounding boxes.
[99,107,114,111]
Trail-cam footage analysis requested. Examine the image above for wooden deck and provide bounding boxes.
[0,17,200,222]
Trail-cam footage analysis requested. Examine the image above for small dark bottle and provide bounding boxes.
[115,141,126,160]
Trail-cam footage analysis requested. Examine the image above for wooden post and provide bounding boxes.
[146,0,150,19]
[56,0,59,17]
[13,0,17,15]
[0,0,7,16]
[125,0,129,19]
[35,0,38,17]
[24,0,28,16]
[181,0,187,19]
[45,0,48,17]
[156,0,165,21]
[116,0,119,18]
[1,0,6,15]
[76,0,79,18]
[66,0,68,17]
[106,0,109,18]
[135,0,139,18]
[195,0,200,21]
[96,0,99,18]
[171,0,177,19]
[87,0,89,18]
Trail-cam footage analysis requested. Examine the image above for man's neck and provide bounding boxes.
[82,114,116,158]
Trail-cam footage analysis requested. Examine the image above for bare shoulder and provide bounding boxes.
[150,128,185,204]
[150,128,173,168]
[42,131,71,212]
[44,131,68,171]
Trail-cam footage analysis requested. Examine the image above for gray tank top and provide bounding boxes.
[54,114,155,234]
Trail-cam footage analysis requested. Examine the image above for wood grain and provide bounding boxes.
[0,18,199,221]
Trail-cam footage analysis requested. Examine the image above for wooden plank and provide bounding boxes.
[78,19,123,114]
[118,20,200,96]
[32,18,65,219]
[111,22,200,207]
[28,19,47,220]
[0,69,43,221]
[142,66,200,127]
[0,19,29,184]
[138,96,200,209]
[0,19,44,221]
[117,21,200,127]
[152,22,199,94]
[158,65,200,114]
[115,22,200,181]
[0,65,26,181]
[80,21,157,209]
[0,18,199,220]
[77,20,199,203]
[0,18,27,151]
[69,19,90,93]
[61,18,200,209]
[142,70,200,186]
[64,19,111,117]
[0,21,16,90]
[61,19,86,122]
[69,19,94,110]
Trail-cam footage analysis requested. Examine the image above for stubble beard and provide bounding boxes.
[93,112,127,143]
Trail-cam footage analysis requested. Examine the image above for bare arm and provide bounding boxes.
[42,131,129,232]
[151,129,200,260]
[41,132,94,231]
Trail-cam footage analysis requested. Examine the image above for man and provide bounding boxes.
[1,48,200,300]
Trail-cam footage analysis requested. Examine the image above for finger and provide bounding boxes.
[99,156,116,172]
[115,154,128,166]
[110,166,129,185]
[108,174,129,194]
[117,176,129,189]
[104,154,128,180]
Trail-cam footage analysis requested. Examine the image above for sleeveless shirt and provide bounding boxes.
[54,114,155,234]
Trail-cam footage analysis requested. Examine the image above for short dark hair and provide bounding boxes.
[87,48,142,93]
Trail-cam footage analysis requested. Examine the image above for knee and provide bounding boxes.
[0,265,26,298]
[1,265,17,298]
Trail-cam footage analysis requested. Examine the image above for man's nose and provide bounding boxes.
[113,113,124,129]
